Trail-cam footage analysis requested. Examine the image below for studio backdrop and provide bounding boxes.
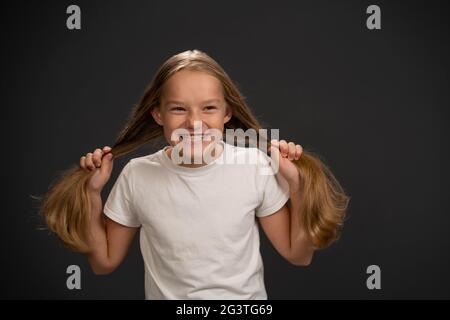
[1,0,449,299]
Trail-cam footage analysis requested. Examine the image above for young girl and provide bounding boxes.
[41,50,349,299]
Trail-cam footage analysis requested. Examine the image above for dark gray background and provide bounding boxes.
[1,0,449,299]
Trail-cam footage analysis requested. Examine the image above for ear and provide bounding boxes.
[224,104,233,124]
[151,106,164,126]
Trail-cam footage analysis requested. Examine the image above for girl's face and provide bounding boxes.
[151,70,232,159]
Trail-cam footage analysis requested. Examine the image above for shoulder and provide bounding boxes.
[222,143,274,182]
[121,149,165,176]
[132,149,164,164]
[223,143,269,164]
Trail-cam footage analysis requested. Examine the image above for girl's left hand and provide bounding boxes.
[269,139,303,194]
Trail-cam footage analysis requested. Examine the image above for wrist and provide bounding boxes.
[87,187,102,197]
[288,181,303,197]
[87,190,103,215]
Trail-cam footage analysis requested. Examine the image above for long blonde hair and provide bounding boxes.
[40,49,350,252]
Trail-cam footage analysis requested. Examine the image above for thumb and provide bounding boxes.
[269,146,281,173]
[100,153,114,176]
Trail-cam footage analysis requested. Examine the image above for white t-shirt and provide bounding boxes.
[103,141,290,299]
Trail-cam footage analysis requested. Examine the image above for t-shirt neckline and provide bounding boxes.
[159,140,227,176]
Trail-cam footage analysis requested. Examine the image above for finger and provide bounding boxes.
[295,144,303,160]
[93,148,103,167]
[100,153,114,176]
[279,140,288,157]
[103,146,112,153]
[269,146,280,172]
[85,153,95,170]
[287,142,296,161]
[268,140,279,154]
[79,156,87,170]
[270,139,280,148]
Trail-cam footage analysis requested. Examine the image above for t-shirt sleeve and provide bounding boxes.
[255,152,291,218]
[103,161,141,227]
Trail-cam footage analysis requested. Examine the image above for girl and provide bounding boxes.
[41,50,349,299]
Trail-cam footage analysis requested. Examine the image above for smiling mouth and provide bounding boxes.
[180,134,211,141]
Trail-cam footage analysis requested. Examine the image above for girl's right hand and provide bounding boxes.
[79,146,114,193]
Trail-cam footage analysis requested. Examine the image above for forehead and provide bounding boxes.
[161,70,223,101]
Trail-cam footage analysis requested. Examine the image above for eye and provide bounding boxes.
[170,106,186,112]
[204,106,217,111]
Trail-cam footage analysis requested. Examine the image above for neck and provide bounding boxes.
[165,143,224,168]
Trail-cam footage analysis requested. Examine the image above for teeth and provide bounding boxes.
[181,135,208,142]
[191,135,202,141]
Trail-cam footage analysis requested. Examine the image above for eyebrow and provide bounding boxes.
[164,99,222,105]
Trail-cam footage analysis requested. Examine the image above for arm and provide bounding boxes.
[85,191,139,275]
[259,191,315,266]
[259,139,315,266]
[80,146,138,275]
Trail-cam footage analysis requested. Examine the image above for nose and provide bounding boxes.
[186,110,204,132]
